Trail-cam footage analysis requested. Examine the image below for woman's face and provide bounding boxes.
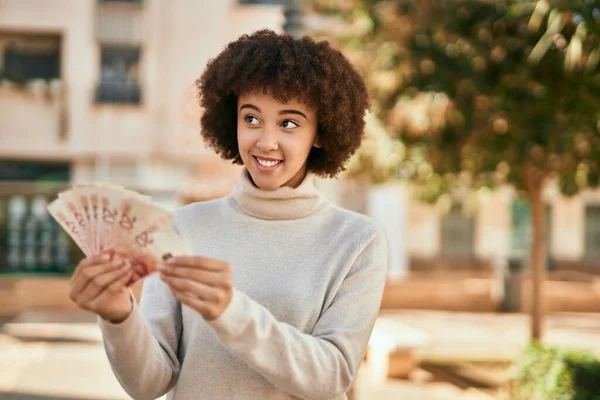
[237,91,319,190]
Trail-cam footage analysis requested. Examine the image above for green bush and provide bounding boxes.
[508,342,600,400]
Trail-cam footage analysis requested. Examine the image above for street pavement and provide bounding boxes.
[1,310,599,400]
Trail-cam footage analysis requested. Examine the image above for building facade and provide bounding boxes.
[0,0,283,273]
[405,184,600,273]
[0,0,597,276]
[326,179,600,274]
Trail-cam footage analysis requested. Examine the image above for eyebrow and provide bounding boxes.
[239,104,308,120]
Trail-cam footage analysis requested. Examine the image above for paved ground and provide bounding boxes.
[1,310,599,400]
[0,311,130,400]
[378,310,600,362]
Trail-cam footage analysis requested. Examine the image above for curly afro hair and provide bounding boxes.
[195,29,370,178]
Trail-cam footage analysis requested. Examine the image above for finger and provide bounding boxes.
[70,253,112,285]
[161,275,222,301]
[71,259,125,299]
[162,275,221,301]
[79,253,112,269]
[104,268,134,295]
[171,289,213,317]
[72,258,124,296]
[77,262,130,304]
[160,266,226,287]
[129,271,141,286]
[83,270,133,311]
[165,256,227,271]
[78,263,131,304]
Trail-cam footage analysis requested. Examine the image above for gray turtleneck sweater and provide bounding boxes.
[97,169,388,400]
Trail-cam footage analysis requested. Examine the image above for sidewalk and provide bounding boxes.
[379,310,600,362]
[0,311,131,400]
[1,310,599,400]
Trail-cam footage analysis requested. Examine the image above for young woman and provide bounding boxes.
[69,30,388,400]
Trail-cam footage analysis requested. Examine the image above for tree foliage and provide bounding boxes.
[310,0,600,199]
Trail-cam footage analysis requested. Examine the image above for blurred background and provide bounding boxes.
[1,0,600,399]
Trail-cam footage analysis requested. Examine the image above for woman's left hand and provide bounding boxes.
[159,256,234,321]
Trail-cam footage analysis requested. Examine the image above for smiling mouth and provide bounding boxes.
[254,156,283,168]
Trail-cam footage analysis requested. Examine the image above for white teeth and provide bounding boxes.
[257,158,281,167]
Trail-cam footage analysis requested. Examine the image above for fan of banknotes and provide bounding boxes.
[47,184,191,286]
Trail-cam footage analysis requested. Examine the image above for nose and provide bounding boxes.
[255,128,279,152]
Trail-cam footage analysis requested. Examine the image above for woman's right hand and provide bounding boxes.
[69,254,134,323]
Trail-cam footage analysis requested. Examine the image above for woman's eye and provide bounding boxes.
[281,120,299,129]
[244,115,260,125]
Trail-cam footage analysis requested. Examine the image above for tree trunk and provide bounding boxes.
[526,179,547,341]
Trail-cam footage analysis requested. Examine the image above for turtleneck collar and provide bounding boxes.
[231,168,327,220]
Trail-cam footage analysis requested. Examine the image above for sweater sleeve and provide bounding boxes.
[97,274,182,400]
[207,228,388,400]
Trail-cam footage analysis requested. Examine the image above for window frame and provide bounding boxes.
[0,33,61,84]
[440,204,476,260]
[238,0,283,4]
[95,44,142,105]
[584,205,600,262]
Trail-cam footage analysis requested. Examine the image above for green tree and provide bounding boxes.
[310,0,600,340]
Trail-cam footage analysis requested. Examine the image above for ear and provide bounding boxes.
[313,136,322,148]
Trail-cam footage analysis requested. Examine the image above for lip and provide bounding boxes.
[253,155,282,162]
[253,156,283,173]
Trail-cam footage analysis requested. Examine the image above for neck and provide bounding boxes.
[232,168,327,220]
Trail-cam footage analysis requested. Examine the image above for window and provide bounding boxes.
[585,206,600,261]
[440,205,475,259]
[0,161,76,275]
[510,199,552,260]
[0,160,70,182]
[0,34,60,84]
[95,45,141,104]
[238,0,283,4]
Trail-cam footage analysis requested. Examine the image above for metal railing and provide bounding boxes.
[238,0,283,4]
[95,80,141,104]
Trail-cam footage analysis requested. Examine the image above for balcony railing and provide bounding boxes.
[239,0,283,4]
[95,80,141,104]
[0,82,69,151]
